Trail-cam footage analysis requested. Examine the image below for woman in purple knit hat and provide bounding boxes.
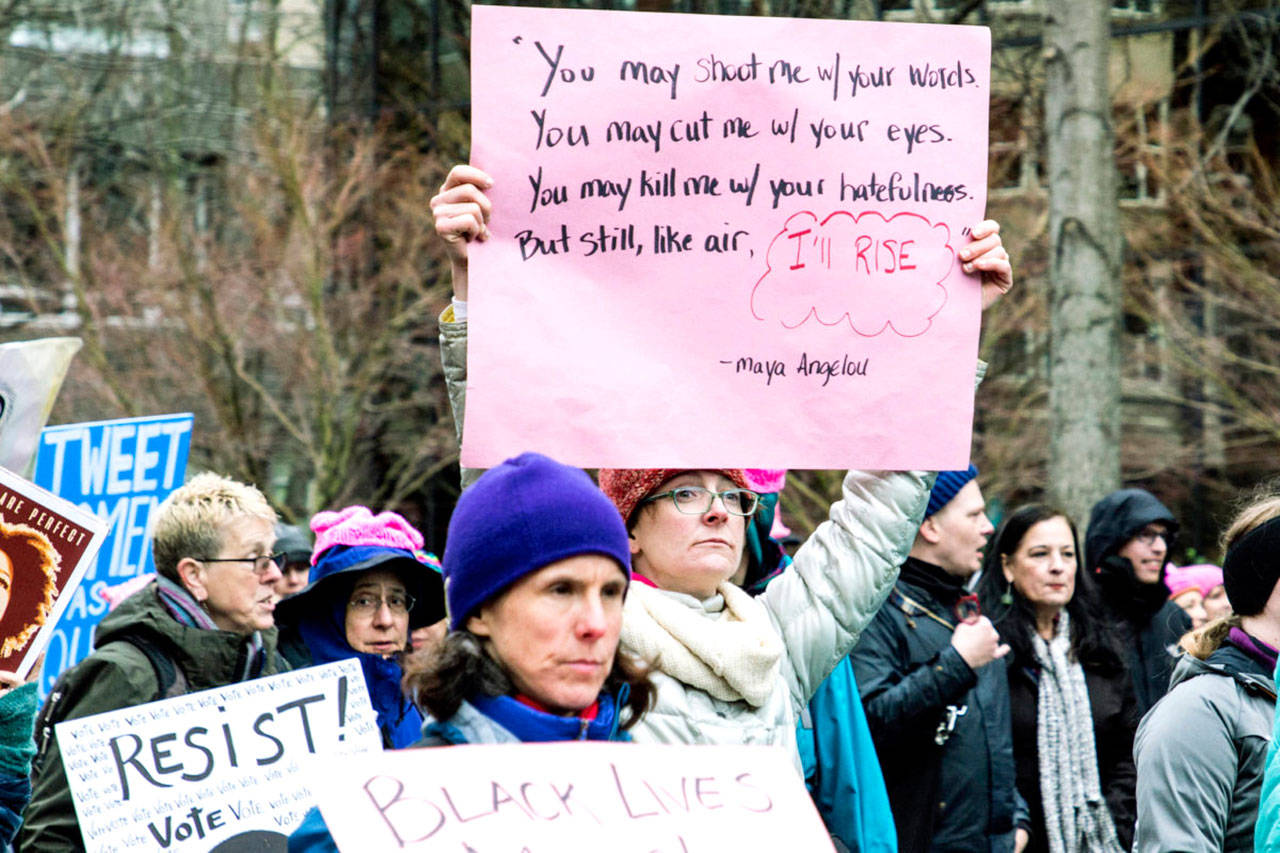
[289,452,654,851]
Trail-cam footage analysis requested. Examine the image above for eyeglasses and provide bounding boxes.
[347,592,416,615]
[642,486,760,517]
[1133,526,1169,546]
[198,553,287,577]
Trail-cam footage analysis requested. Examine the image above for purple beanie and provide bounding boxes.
[443,452,631,630]
[926,464,979,518]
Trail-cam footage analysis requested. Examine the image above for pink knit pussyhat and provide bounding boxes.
[743,469,787,494]
[309,505,424,566]
[1164,563,1224,599]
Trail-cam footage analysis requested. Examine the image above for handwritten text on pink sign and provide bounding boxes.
[466,8,991,469]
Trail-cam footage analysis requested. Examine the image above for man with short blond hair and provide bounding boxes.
[20,472,290,850]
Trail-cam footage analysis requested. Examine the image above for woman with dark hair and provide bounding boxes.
[976,504,1137,853]
[289,453,653,851]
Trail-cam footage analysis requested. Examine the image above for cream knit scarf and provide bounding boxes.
[1031,611,1125,853]
[620,580,783,707]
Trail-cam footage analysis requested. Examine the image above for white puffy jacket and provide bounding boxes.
[624,468,931,762]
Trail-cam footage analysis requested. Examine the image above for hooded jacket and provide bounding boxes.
[19,583,288,851]
[275,544,441,750]
[1085,489,1190,714]
[1134,641,1275,852]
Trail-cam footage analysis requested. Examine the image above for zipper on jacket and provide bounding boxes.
[577,717,591,740]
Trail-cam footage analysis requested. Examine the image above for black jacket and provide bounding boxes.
[851,558,1024,853]
[1111,599,1191,715]
[1085,489,1189,714]
[1005,649,1139,853]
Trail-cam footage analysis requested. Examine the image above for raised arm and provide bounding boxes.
[430,164,493,303]
[761,465,933,710]
[431,165,493,489]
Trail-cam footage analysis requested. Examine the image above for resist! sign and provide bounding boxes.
[466,8,991,470]
[314,742,834,852]
[58,659,382,852]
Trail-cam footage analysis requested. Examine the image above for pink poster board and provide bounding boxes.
[467,6,991,470]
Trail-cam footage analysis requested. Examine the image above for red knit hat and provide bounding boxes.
[597,468,751,524]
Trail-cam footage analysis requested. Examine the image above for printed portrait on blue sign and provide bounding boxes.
[33,413,193,691]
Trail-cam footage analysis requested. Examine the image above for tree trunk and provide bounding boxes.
[1044,0,1122,529]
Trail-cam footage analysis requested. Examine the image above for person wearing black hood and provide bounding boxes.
[1084,488,1190,715]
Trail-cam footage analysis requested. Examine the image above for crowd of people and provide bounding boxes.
[1,161,1279,853]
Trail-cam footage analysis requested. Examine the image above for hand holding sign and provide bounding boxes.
[961,219,1013,310]
[430,165,495,301]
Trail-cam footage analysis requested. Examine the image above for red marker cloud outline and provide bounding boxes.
[750,210,954,338]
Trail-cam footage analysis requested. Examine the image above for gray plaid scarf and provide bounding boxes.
[1031,611,1124,853]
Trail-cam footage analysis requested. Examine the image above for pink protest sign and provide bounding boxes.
[313,742,835,851]
[466,7,991,470]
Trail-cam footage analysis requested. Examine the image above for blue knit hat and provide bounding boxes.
[926,464,979,518]
[443,452,631,630]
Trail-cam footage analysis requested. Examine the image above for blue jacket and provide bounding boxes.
[289,693,631,851]
[800,657,898,852]
[1257,657,1280,853]
[276,546,430,750]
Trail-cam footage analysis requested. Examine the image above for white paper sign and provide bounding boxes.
[314,741,834,852]
[58,659,384,852]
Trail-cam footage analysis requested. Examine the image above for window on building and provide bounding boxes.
[1112,0,1158,14]
[1117,99,1168,206]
